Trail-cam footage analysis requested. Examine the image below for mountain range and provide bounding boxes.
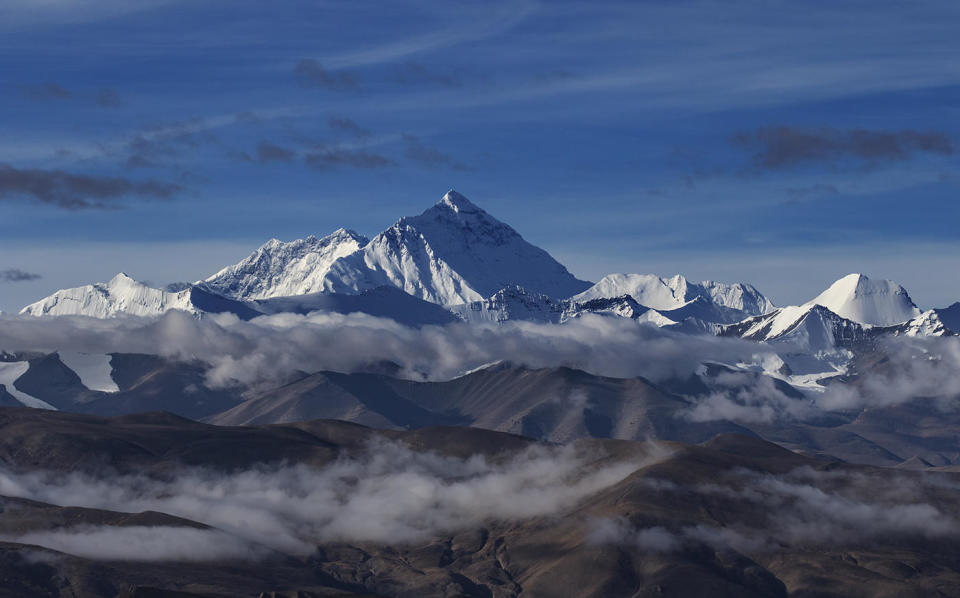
[10,190,960,422]
[5,191,960,597]
[16,190,957,368]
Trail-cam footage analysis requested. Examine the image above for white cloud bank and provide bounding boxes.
[0,439,669,560]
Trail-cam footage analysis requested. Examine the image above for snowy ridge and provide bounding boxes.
[20,273,197,318]
[934,302,960,334]
[572,273,774,316]
[202,228,369,300]
[724,303,870,353]
[449,286,567,324]
[885,310,956,338]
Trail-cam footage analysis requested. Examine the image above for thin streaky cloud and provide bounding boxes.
[321,0,538,69]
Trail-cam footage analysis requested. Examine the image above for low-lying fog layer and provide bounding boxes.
[0,311,770,386]
[0,440,670,560]
[2,310,959,422]
[590,466,960,553]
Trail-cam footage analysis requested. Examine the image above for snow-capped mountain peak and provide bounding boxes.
[804,273,921,327]
[320,190,593,304]
[198,190,591,306]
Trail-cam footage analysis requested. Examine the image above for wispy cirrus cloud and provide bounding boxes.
[253,141,295,164]
[321,0,537,69]
[304,148,393,170]
[402,134,467,170]
[391,62,463,88]
[95,88,123,108]
[328,116,370,138]
[294,59,358,90]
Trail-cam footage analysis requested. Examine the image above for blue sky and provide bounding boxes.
[1,0,959,311]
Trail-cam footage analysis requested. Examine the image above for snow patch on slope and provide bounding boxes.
[0,362,56,409]
[57,352,119,393]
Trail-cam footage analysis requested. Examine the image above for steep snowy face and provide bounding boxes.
[320,190,592,305]
[20,273,196,318]
[805,273,920,326]
[572,274,681,310]
[935,302,960,334]
[449,288,659,325]
[563,295,653,323]
[890,310,954,337]
[572,273,773,315]
[449,285,566,324]
[202,228,369,300]
[724,304,869,353]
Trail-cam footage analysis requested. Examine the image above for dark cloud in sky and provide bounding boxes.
[328,116,370,138]
[0,269,41,282]
[733,126,955,169]
[20,82,72,101]
[294,59,358,90]
[0,163,182,209]
[119,117,219,170]
[255,141,295,163]
[95,88,123,108]
[304,148,393,170]
[403,134,467,170]
[392,62,462,88]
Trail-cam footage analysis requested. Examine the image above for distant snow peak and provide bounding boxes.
[20,273,196,318]
[805,273,920,326]
[449,285,565,324]
[893,310,951,337]
[573,273,774,316]
[723,303,870,353]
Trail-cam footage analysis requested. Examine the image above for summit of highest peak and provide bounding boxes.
[433,189,483,215]
[108,272,139,286]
